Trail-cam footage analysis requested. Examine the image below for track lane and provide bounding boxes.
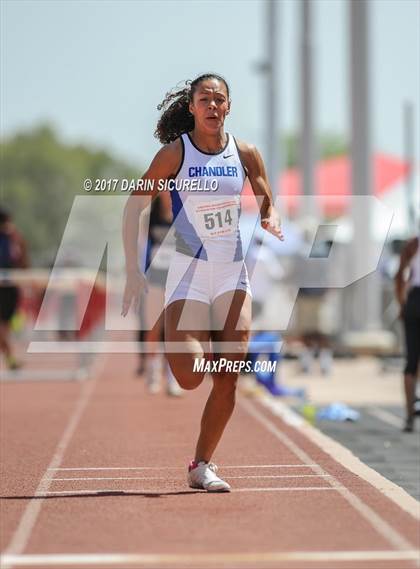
[1,381,85,551]
[1,352,419,569]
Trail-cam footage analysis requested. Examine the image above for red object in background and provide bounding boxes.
[15,279,106,338]
[18,288,44,321]
[241,153,410,217]
[77,282,106,339]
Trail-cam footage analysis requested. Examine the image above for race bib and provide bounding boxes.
[193,198,239,238]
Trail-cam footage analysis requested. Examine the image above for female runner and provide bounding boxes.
[122,73,283,491]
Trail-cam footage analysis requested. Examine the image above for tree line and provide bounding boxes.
[0,125,347,266]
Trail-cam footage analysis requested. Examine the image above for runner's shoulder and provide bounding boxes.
[234,139,262,172]
[151,138,183,178]
[234,138,258,156]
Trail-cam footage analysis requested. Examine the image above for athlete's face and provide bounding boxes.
[189,79,230,134]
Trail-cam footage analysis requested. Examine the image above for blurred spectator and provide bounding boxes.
[293,234,334,376]
[0,208,29,369]
[245,235,284,326]
[395,233,420,432]
[54,247,79,341]
[138,193,181,396]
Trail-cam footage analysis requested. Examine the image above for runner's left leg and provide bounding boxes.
[194,289,251,463]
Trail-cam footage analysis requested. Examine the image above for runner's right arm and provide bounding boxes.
[121,139,181,317]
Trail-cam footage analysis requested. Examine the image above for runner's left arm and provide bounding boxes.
[236,141,284,241]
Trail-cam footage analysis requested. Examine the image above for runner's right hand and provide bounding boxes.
[121,270,148,317]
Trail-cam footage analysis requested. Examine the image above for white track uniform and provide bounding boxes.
[165,132,252,306]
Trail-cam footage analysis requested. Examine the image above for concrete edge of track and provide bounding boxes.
[247,389,420,521]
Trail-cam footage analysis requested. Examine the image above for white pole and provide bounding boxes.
[300,0,317,219]
[403,101,416,233]
[266,0,280,198]
[349,0,381,331]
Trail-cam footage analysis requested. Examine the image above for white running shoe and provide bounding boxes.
[146,356,161,394]
[166,363,183,397]
[188,460,231,492]
[167,380,182,397]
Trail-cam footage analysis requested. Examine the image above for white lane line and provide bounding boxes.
[36,486,337,496]
[1,550,420,567]
[232,487,339,493]
[257,394,420,521]
[2,353,107,564]
[368,406,404,428]
[239,397,417,554]
[50,474,332,481]
[28,341,281,354]
[48,464,317,471]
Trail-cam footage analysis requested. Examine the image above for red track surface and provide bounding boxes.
[1,349,419,569]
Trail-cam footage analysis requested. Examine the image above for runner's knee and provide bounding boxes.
[212,371,238,396]
[167,352,205,390]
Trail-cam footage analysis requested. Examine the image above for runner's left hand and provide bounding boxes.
[261,208,284,240]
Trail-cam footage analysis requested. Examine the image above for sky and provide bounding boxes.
[1,0,419,170]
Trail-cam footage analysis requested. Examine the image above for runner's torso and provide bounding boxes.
[170,132,246,262]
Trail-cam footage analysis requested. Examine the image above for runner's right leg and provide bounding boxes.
[164,299,211,390]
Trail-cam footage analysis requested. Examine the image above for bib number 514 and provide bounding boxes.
[204,209,233,230]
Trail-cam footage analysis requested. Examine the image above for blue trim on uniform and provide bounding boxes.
[170,189,207,260]
[233,203,243,261]
[144,237,152,271]
[233,231,243,262]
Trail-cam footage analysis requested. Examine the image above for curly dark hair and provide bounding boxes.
[154,73,230,145]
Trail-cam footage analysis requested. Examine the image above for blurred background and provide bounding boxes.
[1,0,419,496]
[1,0,418,340]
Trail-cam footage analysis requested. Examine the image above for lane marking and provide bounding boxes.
[1,550,420,567]
[232,487,338,493]
[239,397,417,553]
[30,486,339,496]
[2,353,108,564]
[28,341,279,354]
[368,406,404,428]
[50,474,332,481]
[256,393,420,521]
[48,464,317,471]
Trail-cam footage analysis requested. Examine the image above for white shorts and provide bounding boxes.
[165,252,252,307]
